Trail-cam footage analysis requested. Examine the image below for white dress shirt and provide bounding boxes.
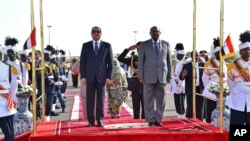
[92,40,101,50]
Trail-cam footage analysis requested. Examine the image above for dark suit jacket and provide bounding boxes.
[80,40,113,83]
[179,61,204,95]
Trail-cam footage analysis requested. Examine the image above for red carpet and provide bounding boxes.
[1,92,229,141]
[0,131,31,141]
[29,118,228,141]
[65,92,133,121]
[28,93,228,141]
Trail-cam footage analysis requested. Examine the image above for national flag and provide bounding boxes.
[23,28,36,50]
[221,35,236,59]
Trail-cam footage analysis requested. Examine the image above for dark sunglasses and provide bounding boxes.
[92,30,101,34]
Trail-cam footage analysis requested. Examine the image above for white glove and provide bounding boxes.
[55,81,63,86]
[62,77,68,82]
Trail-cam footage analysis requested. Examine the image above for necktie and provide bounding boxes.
[94,42,98,55]
[154,42,159,54]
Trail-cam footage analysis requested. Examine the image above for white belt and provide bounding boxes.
[59,75,65,78]
[0,90,9,94]
[48,76,54,79]
[234,82,250,86]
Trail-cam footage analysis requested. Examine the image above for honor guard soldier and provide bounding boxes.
[43,46,56,121]
[59,50,69,104]
[117,42,145,119]
[50,47,65,114]
[226,30,250,125]
[171,43,186,118]
[18,50,31,77]
[3,37,29,114]
[32,50,42,118]
[0,43,18,141]
[202,37,227,123]
[3,37,28,106]
[17,50,33,112]
[4,37,29,86]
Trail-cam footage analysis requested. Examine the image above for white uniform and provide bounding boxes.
[5,59,29,85]
[171,59,185,94]
[226,59,250,112]
[0,62,17,118]
[202,59,227,100]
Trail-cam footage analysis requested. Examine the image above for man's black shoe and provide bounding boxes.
[154,121,163,126]
[62,108,65,113]
[87,123,95,127]
[50,111,59,116]
[55,105,60,109]
[148,122,154,127]
[97,120,103,127]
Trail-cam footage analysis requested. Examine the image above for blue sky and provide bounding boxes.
[0,0,249,56]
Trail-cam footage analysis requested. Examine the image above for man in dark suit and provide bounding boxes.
[179,51,204,120]
[80,26,113,127]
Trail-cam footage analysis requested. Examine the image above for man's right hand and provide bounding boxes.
[128,44,140,50]
[81,78,87,85]
[139,79,144,84]
[181,69,188,78]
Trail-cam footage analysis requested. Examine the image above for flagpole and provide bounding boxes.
[219,0,224,132]
[30,0,37,135]
[39,0,46,122]
[68,50,72,62]
[192,0,197,119]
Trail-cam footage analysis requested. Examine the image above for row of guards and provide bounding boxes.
[25,0,228,135]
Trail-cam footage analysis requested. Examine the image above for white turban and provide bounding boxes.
[239,42,250,50]
[176,50,185,55]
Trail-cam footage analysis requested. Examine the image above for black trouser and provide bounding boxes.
[28,91,42,118]
[230,106,250,125]
[174,93,185,115]
[86,78,105,124]
[53,88,66,109]
[61,82,67,93]
[204,98,216,123]
[0,115,15,141]
[72,74,79,87]
[186,87,204,120]
[45,92,54,116]
[129,78,145,119]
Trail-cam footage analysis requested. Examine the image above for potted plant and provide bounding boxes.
[207,81,230,131]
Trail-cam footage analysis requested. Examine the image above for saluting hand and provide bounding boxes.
[128,44,140,50]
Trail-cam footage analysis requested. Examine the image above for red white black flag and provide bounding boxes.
[221,35,235,59]
[23,28,36,50]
